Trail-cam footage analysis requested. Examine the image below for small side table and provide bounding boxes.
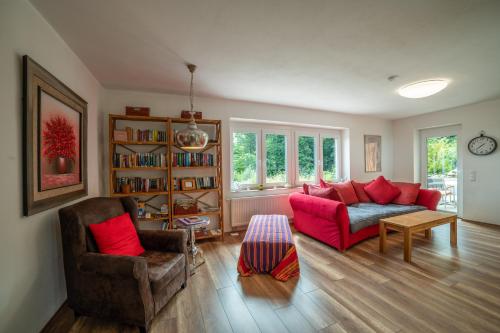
[175,220,209,274]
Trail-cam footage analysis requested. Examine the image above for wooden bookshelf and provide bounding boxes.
[109,114,224,241]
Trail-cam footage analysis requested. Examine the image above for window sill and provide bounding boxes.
[229,186,302,198]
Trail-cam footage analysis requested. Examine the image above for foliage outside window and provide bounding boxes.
[322,137,337,181]
[232,132,257,186]
[265,133,287,184]
[427,136,457,177]
[297,135,316,182]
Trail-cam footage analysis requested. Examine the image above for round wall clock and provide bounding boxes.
[468,132,497,156]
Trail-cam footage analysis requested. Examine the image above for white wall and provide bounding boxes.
[393,98,500,225]
[0,1,101,332]
[101,89,394,227]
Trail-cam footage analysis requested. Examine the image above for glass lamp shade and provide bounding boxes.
[175,120,209,150]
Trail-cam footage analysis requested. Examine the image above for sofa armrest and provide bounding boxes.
[416,189,441,210]
[78,252,147,279]
[289,192,350,229]
[138,229,188,254]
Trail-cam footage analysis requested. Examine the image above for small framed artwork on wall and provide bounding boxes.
[23,55,88,216]
[364,135,382,172]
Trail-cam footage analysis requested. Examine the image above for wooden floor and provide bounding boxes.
[67,220,500,333]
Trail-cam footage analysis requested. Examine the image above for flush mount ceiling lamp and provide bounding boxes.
[397,79,449,99]
[175,64,208,150]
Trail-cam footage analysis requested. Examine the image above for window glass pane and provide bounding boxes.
[322,137,337,181]
[265,133,287,183]
[232,132,257,186]
[298,135,316,182]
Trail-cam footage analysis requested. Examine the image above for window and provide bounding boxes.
[231,123,341,191]
[264,132,288,185]
[321,137,337,181]
[231,131,258,188]
[297,135,317,183]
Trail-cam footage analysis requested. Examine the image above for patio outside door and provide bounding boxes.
[420,125,461,214]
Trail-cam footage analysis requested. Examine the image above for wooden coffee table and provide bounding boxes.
[379,210,457,263]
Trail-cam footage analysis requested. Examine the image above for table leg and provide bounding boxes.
[379,221,387,253]
[450,217,458,247]
[404,229,412,263]
[425,229,432,239]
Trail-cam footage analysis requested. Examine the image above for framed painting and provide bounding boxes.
[364,135,381,172]
[23,55,87,216]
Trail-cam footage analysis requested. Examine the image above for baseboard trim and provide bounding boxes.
[461,218,500,228]
[40,300,74,333]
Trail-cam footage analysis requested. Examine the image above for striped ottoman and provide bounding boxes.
[237,215,300,281]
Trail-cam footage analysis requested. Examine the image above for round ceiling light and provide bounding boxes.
[397,79,449,98]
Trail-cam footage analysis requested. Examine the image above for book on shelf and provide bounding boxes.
[172,152,214,167]
[115,176,168,193]
[136,129,167,142]
[173,177,217,191]
[113,152,166,168]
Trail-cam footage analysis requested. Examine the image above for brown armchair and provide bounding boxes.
[59,197,188,333]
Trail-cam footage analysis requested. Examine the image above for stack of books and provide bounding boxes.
[174,216,210,227]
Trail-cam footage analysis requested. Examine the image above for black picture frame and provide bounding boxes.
[23,55,88,216]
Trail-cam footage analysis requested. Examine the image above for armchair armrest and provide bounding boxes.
[138,229,188,253]
[78,252,147,279]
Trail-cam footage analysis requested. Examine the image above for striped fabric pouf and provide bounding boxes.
[237,214,300,281]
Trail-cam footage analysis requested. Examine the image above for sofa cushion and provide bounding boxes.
[351,180,373,203]
[321,179,359,205]
[364,176,401,205]
[308,185,342,201]
[140,251,185,294]
[392,182,421,205]
[347,203,427,233]
[88,213,144,256]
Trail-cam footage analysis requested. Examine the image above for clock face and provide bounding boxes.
[468,135,497,156]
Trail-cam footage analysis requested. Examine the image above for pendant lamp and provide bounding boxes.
[175,64,208,150]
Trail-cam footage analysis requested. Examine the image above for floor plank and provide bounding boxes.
[63,220,500,333]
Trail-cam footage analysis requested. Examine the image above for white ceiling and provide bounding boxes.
[30,0,500,119]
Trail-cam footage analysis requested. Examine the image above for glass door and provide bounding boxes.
[420,126,461,213]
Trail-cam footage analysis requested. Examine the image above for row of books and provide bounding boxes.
[171,152,214,167]
[173,177,217,191]
[115,177,168,193]
[113,153,167,168]
[136,129,167,142]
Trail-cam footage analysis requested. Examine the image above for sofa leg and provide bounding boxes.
[181,282,187,289]
[139,326,148,333]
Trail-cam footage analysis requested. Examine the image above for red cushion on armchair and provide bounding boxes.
[89,213,145,256]
[364,176,401,205]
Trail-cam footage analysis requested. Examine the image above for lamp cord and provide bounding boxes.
[189,70,194,114]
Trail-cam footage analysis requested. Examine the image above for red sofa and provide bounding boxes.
[289,188,441,252]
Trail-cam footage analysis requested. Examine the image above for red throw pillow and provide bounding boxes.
[351,180,373,203]
[89,213,144,256]
[308,186,341,201]
[364,176,401,205]
[303,183,309,194]
[320,179,359,205]
[392,182,421,205]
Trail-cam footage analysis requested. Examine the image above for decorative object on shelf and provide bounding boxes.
[175,64,209,150]
[160,203,168,214]
[468,131,497,156]
[138,201,146,218]
[113,129,128,141]
[364,135,382,172]
[174,198,198,215]
[125,106,150,116]
[121,183,131,194]
[23,55,87,216]
[181,110,202,119]
[181,178,196,190]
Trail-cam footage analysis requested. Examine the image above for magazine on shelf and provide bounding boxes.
[174,216,210,227]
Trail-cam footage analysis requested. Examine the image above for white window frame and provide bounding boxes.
[230,121,343,192]
[230,126,261,190]
[262,129,291,187]
[295,131,318,184]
